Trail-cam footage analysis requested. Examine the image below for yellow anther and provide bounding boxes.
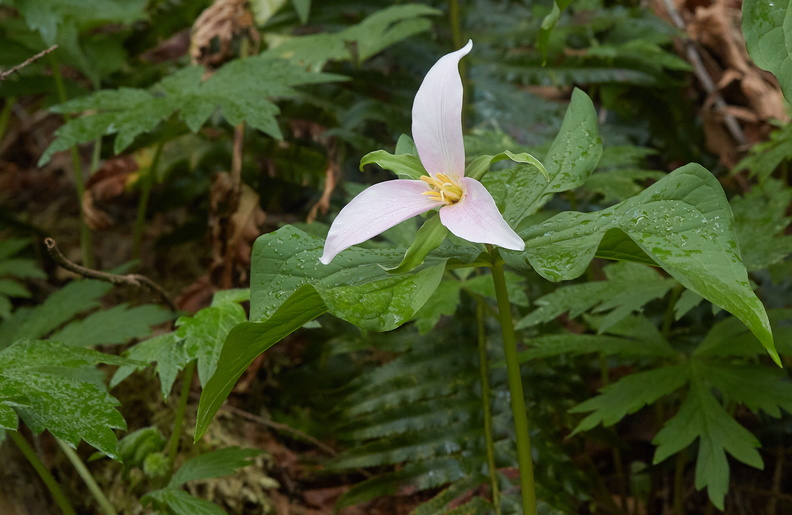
[420,173,464,205]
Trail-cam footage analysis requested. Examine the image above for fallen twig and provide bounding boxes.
[0,45,59,81]
[44,237,178,312]
[660,0,747,147]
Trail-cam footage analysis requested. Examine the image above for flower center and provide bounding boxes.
[420,173,464,205]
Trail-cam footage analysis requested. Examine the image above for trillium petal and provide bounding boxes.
[320,180,442,264]
[412,40,472,178]
[439,177,525,251]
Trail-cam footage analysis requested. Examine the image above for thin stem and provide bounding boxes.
[55,439,116,515]
[49,52,93,268]
[488,246,536,514]
[44,238,177,311]
[673,448,687,515]
[167,361,195,472]
[9,430,76,515]
[132,140,164,260]
[476,297,501,514]
[449,0,462,50]
[599,353,627,511]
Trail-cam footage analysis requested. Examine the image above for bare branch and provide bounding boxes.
[0,45,59,81]
[44,237,178,312]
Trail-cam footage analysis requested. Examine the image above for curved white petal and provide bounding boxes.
[439,177,525,251]
[412,40,472,178]
[320,180,442,264]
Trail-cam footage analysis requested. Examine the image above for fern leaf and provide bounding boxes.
[49,304,173,347]
[516,262,675,332]
[569,364,689,435]
[652,376,763,510]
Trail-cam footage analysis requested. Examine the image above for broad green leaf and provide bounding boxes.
[360,149,426,180]
[249,225,467,326]
[494,88,601,227]
[49,304,172,347]
[142,488,225,515]
[0,339,129,459]
[653,376,763,510]
[169,447,261,487]
[743,0,792,101]
[569,364,689,435]
[593,229,656,266]
[512,163,779,364]
[195,285,327,440]
[177,302,246,386]
[291,0,310,23]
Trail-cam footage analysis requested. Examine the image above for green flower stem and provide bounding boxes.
[9,430,76,515]
[476,297,502,515]
[132,140,164,260]
[49,53,93,268]
[167,361,195,472]
[488,246,536,514]
[55,438,116,515]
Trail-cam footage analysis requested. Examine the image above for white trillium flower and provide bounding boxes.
[320,40,525,265]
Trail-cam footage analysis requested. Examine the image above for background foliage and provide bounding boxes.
[0,0,791,514]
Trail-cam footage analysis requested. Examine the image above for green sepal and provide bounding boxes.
[383,216,448,274]
[465,150,548,182]
[360,150,426,180]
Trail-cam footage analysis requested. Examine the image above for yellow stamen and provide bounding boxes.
[420,173,464,205]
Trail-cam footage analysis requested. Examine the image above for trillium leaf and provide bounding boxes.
[742,0,792,101]
[249,225,469,324]
[496,88,601,227]
[510,163,779,365]
[0,339,130,459]
[195,285,327,440]
[197,225,465,439]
